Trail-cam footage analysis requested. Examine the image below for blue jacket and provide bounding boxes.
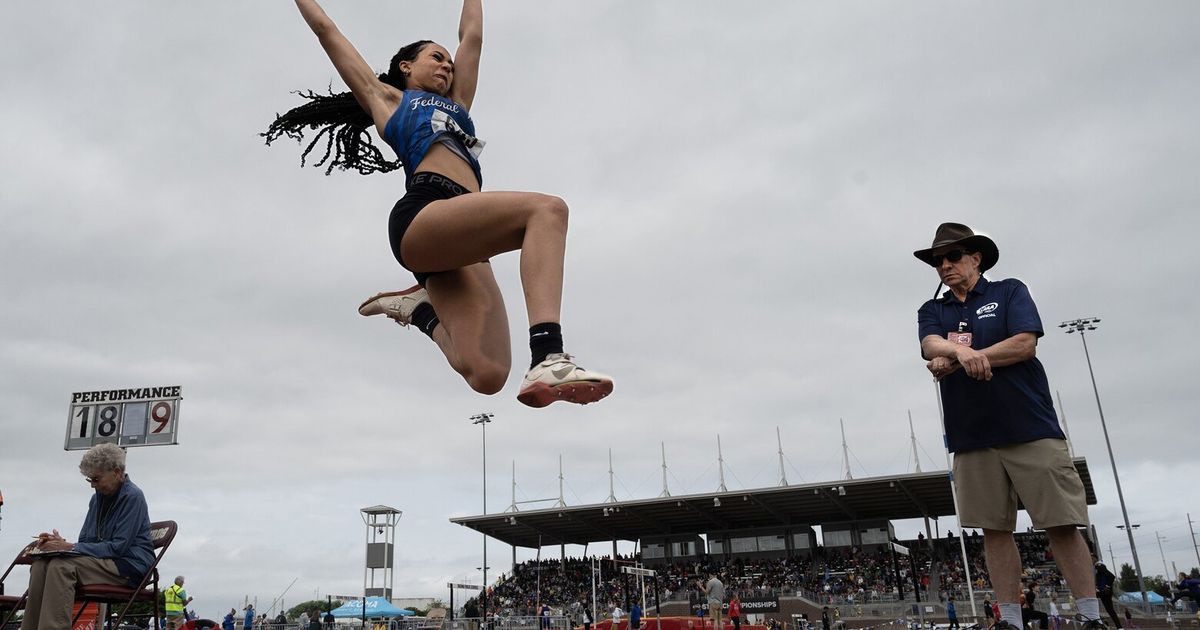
[74,476,154,584]
[224,613,236,630]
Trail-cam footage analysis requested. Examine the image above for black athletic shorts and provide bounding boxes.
[388,172,471,286]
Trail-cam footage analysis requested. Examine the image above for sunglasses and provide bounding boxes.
[84,473,108,484]
[931,249,971,266]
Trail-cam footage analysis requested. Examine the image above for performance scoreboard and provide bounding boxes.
[64,386,182,450]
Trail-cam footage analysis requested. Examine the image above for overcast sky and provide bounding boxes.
[2,0,1199,620]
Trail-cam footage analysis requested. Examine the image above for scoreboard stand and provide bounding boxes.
[65,386,183,450]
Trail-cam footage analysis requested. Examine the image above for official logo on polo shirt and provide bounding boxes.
[976,302,999,319]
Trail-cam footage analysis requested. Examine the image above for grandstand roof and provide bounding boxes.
[450,459,1096,549]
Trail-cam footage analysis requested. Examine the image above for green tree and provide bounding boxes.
[286,600,343,621]
[1118,563,1139,594]
[1143,576,1170,597]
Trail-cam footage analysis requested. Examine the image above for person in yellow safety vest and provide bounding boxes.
[164,575,194,630]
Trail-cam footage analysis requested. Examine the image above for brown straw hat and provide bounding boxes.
[912,222,999,272]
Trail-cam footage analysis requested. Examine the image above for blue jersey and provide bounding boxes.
[383,89,485,186]
[917,276,1064,452]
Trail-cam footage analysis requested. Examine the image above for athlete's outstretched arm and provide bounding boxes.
[450,0,483,110]
[294,0,397,128]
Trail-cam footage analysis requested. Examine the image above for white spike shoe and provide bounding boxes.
[358,286,429,327]
[517,353,614,408]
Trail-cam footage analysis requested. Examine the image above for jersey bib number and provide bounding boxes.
[430,110,485,159]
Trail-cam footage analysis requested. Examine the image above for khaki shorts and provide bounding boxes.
[953,438,1088,531]
[708,603,722,621]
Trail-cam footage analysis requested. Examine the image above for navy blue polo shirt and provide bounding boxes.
[917,276,1064,453]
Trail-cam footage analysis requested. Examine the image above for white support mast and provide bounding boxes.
[908,411,922,473]
[507,460,518,512]
[777,426,788,486]
[659,442,671,497]
[840,418,853,480]
[605,448,618,503]
[555,454,566,508]
[717,434,728,493]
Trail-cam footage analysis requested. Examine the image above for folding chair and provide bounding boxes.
[72,520,178,630]
[0,541,40,629]
[425,608,448,630]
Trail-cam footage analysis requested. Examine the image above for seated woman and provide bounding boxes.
[21,443,154,630]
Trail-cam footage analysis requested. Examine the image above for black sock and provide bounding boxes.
[411,302,439,339]
[529,322,563,368]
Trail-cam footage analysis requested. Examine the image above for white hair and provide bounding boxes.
[79,443,126,476]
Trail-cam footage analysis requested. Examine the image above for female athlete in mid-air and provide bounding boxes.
[265,0,612,407]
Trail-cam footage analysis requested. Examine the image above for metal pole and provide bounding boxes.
[839,419,852,480]
[891,542,904,600]
[653,574,661,629]
[717,435,728,493]
[1190,513,1200,569]
[1055,391,1075,458]
[1157,532,1171,583]
[934,384,978,618]
[472,413,494,624]
[776,426,788,487]
[483,419,488,621]
[908,411,921,473]
[907,549,916,624]
[1061,319,1148,607]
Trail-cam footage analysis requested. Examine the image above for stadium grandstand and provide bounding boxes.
[451,462,1105,627]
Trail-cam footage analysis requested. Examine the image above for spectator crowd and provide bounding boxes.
[469,531,1075,619]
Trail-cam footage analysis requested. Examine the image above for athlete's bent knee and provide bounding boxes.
[457,358,507,395]
[532,194,569,228]
[465,368,507,396]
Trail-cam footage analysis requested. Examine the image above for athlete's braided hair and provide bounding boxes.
[262,40,434,175]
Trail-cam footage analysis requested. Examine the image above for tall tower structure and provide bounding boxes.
[361,505,402,600]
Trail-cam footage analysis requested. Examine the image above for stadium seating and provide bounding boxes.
[468,531,1068,619]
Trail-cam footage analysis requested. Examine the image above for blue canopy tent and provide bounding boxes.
[1118,591,1166,604]
[330,597,416,618]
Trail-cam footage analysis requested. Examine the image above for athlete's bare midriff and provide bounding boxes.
[412,142,481,192]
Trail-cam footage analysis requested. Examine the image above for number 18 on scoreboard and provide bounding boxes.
[65,386,183,450]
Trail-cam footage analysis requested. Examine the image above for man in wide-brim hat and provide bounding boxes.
[913,222,1105,630]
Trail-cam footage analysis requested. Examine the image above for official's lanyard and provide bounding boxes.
[956,300,971,333]
[947,296,974,346]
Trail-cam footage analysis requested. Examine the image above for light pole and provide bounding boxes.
[1190,513,1200,569]
[1060,317,1148,607]
[1155,531,1171,583]
[471,412,494,623]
